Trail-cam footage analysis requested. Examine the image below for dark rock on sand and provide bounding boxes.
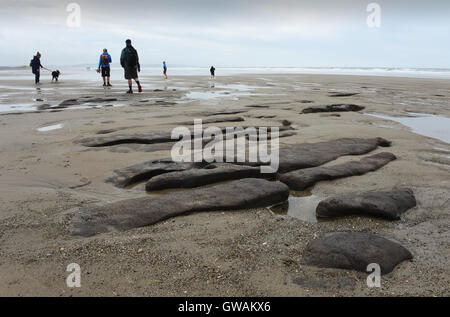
[107,142,179,153]
[279,131,297,138]
[316,188,416,220]
[70,178,289,237]
[36,104,53,110]
[106,159,197,188]
[302,104,364,113]
[205,110,248,116]
[146,163,273,191]
[83,97,118,103]
[75,131,175,147]
[95,126,144,135]
[176,116,245,125]
[78,124,295,148]
[304,232,413,274]
[254,115,276,119]
[59,99,79,107]
[154,100,177,105]
[276,137,390,173]
[245,105,270,108]
[328,93,359,97]
[319,113,341,117]
[106,137,391,186]
[58,97,117,108]
[279,152,396,190]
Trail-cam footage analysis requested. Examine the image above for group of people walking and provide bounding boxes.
[31,39,217,94]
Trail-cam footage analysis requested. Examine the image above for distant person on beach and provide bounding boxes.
[120,39,142,94]
[30,52,44,84]
[163,61,168,79]
[210,66,215,79]
[97,48,112,87]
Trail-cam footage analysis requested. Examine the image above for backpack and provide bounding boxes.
[127,47,138,67]
[29,59,33,67]
[101,54,109,66]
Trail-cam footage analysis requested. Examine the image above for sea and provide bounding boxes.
[1,66,450,80]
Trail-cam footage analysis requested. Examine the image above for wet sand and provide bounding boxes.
[0,73,449,296]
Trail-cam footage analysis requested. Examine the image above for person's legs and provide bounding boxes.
[134,78,142,92]
[127,79,133,93]
[102,67,108,86]
[125,68,140,93]
[104,67,111,86]
[35,72,40,84]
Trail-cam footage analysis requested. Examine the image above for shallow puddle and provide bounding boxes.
[367,112,450,144]
[215,84,268,91]
[186,91,226,99]
[270,191,320,223]
[37,123,63,132]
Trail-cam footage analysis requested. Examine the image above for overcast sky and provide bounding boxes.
[1,0,449,67]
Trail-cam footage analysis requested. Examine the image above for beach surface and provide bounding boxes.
[0,71,449,296]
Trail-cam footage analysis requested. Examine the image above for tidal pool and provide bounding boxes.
[367,112,450,144]
[270,192,320,223]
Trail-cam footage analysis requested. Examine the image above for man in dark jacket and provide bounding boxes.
[31,52,43,84]
[120,39,142,94]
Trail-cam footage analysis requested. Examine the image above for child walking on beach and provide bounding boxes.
[163,61,168,79]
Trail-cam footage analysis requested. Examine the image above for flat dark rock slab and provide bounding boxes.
[316,188,417,220]
[106,142,176,153]
[302,104,364,113]
[279,152,396,190]
[328,93,359,97]
[75,131,175,147]
[76,125,291,148]
[58,97,118,108]
[175,116,245,125]
[304,232,413,274]
[245,105,270,108]
[146,163,273,191]
[205,110,248,116]
[254,115,276,119]
[106,137,390,187]
[59,99,80,107]
[96,125,144,135]
[70,178,289,237]
[276,137,390,173]
[36,104,53,110]
[106,159,197,188]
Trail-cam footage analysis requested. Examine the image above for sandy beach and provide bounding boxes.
[0,71,449,296]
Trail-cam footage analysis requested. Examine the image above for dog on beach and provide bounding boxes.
[51,70,60,82]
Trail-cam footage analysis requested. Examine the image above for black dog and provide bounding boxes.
[51,70,60,82]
